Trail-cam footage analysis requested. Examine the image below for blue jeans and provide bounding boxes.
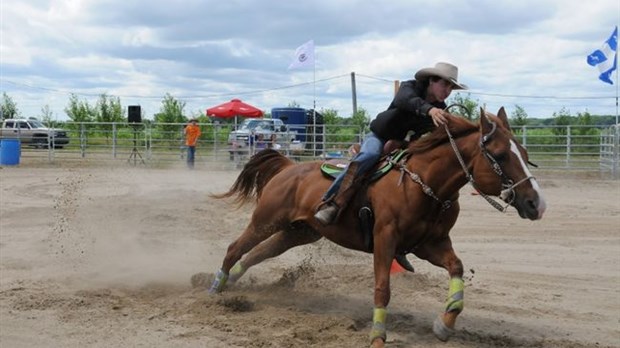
[187,146,196,168]
[322,132,384,200]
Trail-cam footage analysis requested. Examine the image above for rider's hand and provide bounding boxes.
[428,107,449,127]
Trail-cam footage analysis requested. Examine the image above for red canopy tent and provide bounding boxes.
[206,99,263,125]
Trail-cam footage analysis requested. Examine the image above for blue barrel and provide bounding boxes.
[0,139,21,165]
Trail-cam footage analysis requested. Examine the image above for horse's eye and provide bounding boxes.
[494,152,507,162]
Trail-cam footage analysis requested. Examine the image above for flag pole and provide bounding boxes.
[313,46,317,156]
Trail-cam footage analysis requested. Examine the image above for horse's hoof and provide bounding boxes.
[370,337,385,348]
[433,316,455,342]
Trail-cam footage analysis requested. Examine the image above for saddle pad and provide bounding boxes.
[320,149,409,181]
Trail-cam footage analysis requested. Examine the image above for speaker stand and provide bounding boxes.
[127,128,145,166]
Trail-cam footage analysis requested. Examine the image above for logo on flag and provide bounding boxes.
[587,26,618,85]
[288,40,315,70]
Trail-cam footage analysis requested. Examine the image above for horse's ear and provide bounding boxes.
[497,107,511,132]
[479,107,493,134]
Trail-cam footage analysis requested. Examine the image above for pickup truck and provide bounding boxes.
[0,118,70,148]
[227,118,297,158]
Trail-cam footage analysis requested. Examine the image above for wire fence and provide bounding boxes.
[1,121,618,179]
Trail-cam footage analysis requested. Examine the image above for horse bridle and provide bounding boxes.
[393,105,535,213]
[444,115,535,213]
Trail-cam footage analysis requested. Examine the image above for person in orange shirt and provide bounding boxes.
[184,119,201,169]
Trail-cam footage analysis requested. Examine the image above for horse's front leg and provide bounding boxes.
[369,232,397,348]
[417,237,464,341]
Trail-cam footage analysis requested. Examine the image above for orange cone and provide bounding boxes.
[390,259,406,274]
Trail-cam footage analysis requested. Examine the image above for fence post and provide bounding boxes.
[521,126,527,147]
[566,126,571,167]
[80,123,86,158]
[47,132,54,163]
[112,123,117,158]
[146,124,152,160]
[213,126,218,161]
[614,125,619,179]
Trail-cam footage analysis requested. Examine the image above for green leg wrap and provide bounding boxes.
[444,277,464,313]
[228,261,246,283]
[369,307,387,342]
[208,269,229,294]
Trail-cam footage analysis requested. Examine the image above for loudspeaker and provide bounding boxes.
[128,105,142,123]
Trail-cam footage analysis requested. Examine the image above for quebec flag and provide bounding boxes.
[288,40,315,70]
[587,26,618,85]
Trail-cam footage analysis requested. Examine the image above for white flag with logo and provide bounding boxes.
[288,40,315,70]
[586,26,618,85]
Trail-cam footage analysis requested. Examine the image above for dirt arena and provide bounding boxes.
[0,163,618,348]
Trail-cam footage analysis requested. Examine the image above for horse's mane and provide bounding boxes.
[408,116,478,154]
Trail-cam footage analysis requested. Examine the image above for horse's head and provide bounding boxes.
[474,107,547,220]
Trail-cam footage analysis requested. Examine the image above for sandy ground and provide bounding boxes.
[0,163,619,348]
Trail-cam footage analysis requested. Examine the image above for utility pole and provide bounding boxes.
[351,72,357,116]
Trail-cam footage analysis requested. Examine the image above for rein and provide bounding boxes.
[389,105,536,214]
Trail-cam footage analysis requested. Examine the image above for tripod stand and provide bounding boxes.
[127,125,145,166]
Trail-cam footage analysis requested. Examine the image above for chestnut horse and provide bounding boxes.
[208,107,546,347]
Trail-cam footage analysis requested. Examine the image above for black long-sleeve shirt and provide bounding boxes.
[370,80,446,141]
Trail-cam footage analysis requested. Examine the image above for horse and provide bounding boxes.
[207,107,547,347]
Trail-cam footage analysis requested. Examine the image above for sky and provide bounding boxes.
[1,0,619,122]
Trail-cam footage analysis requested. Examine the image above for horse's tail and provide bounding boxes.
[210,149,294,206]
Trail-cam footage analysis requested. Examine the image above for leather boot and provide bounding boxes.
[314,162,360,225]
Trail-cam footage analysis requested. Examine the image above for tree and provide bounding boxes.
[40,105,58,127]
[65,94,95,123]
[154,93,187,142]
[318,108,360,146]
[1,92,20,119]
[576,110,593,127]
[95,94,124,124]
[511,104,529,126]
[350,107,370,132]
[94,94,124,143]
[320,108,340,125]
[575,110,597,140]
[154,93,186,123]
[551,107,572,138]
[448,92,479,120]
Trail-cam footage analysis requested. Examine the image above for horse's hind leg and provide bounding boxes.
[229,224,321,284]
[416,237,464,342]
[209,221,277,293]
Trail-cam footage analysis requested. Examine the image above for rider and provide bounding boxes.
[314,62,468,225]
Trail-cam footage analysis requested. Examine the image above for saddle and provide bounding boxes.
[319,147,410,255]
[320,148,409,181]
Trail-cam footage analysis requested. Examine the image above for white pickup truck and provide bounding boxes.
[0,118,70,148]
[227,119,297,158]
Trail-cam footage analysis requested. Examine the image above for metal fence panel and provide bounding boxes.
[2,121,618,178]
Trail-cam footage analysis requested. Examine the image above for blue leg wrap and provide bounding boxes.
[208,269,229,294]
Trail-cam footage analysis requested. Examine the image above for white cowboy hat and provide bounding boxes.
[415,62,468,90]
